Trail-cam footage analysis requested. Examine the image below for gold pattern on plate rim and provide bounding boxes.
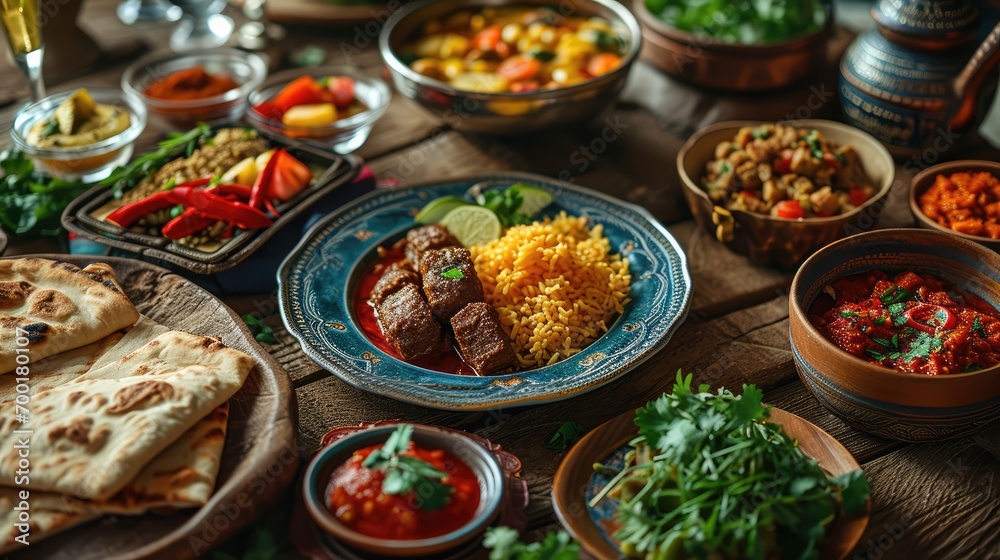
[327,321,347,331]
[491,377,523,387]
[354,230,374,241]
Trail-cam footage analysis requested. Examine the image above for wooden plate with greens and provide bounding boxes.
[551,374,871,560]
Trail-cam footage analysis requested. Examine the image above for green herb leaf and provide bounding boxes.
[440,266,465,280]
[528,49,556,61]
[483,527,580,560]
[831,470,871,517]
[902,332,943,362]
[840,310,861,319]
[546,421,586,451]
[973,316,986,338]
[751,127,770,140]
[0,150,90,236]
[805,130,824,159]
[361,425,454,511]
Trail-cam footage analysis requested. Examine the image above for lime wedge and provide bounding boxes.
[509,183,554,218]
[439,205,502,246]
[415,196,470,225]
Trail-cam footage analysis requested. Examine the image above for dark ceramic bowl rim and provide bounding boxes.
[245,65,391,133]
[633,0,833,52]
[301,424,504,552]
[908,160,1000,246]
[677,119,895,224]
[121,48,268,110]
[379,0,642,99]
[789,227,1000,381]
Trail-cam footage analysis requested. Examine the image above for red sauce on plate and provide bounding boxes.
[353,244,477,376]
[808,270,1000,375]
[144,67,240,101]
[326,442,481,540]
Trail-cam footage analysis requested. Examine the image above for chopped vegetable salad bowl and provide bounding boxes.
[789,228,1000,442]
[678,120,895,268]
[378,0,642,134]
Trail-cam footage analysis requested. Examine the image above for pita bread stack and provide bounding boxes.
[0,259,256,553]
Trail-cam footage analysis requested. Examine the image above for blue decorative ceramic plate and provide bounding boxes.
[277,172,691,410]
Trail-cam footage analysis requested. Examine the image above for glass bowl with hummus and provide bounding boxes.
[11,88,146,182]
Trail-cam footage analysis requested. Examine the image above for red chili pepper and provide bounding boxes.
[904,304,957,334]
[209,183,252,201]
[250,149,285,210]
[106,190,180,227]
[161,207,217,240]
[172,187,272,229]
[264,198,281,218]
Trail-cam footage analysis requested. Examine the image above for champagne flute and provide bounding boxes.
[0,0,45,101]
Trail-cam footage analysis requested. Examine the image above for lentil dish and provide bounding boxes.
[918,171,1000,239]
[809,270,1000,375]
[703,124,876,219]
[399,7,626,93]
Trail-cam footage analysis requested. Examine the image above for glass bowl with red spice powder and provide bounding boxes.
[123,48,267,128]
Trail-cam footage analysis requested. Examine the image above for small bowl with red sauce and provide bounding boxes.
[122,48,267,128]
[909,160,1000,253]
[302,423,504,556]
[789,228,1000,442]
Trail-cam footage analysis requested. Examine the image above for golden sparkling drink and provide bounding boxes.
[0,0,41,56]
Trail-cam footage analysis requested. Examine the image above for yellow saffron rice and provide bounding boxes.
[469,212,631,368]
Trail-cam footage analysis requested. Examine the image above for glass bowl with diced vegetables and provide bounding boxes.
[246,66,391,154]
[379,0,642,134]
[678,120,895,268]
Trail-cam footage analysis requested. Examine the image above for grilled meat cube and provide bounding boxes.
[377,284,448,360]
[370,264,420,307]
[405,225,460,269]
[451,302,518,375]
[419,247,484,321]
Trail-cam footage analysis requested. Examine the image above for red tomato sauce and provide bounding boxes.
[352,244,477,376]
[326,442,481,540]
[808,270,1000,375]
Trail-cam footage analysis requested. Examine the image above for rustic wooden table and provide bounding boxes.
[3,1,1000,558]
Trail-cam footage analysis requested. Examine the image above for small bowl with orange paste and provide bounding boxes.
[122,48,267,127]
[302,423,503,556]
[911,160,1000,252]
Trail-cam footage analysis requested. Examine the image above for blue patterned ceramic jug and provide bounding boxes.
[839,0,1000,158]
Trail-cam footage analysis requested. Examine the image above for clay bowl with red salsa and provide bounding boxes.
[302,423,504,556]
[789,228,1000,442]
[909,160,1000,253]
[678,120,895,268]
[122,49,267,128]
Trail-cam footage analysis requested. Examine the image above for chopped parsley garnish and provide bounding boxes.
[873,316,887,325]
[973,316,987,338]
[483,527,580,560]
[545,421,586,451]
[840,309,861,319]
[901,332,943,362]
[440,266,465,280]
[528,49,556,61]
[361,424,454,511]
[751,127,770,139]
[719,161,732,174]
[805,130,824,159]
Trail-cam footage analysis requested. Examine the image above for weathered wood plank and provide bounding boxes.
[367,129,516,184]
[853,425,1000,559]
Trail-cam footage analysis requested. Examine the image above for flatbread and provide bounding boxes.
[0,331,124,399]
[0,487,100,554]
[0,339,253,500]
[0,259,139,374]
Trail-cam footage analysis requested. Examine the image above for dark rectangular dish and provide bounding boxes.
[61,127,362,274]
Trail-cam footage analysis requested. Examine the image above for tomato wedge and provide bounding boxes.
[774,150,794,175]
[269,151,314,202]
[850,186,870,207]
[327,76,356,109]
[774,200,805,219]
[474,25,502,51]
[497,55,541,81]
[270,76,334,114]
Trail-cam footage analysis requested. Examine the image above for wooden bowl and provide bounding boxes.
[552,405,869,560]
[909,160,1000,252]
[677,120,896,268]
[633,0,831,91]
[789,228,1000,442]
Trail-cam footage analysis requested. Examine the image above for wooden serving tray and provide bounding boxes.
[61,130,362,275]
[4,255,299,560]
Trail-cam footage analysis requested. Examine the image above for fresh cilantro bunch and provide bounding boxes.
[362,424,455,510]
[0,150,90,236]
[483,527,580,560]
[593,372,870,560]
[480,188,532,227]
